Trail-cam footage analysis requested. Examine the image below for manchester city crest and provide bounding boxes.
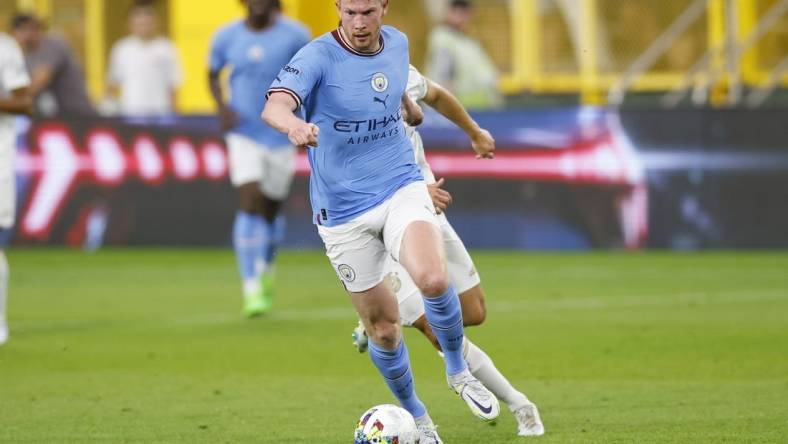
[338,264,357,282]
[371,73,389,93]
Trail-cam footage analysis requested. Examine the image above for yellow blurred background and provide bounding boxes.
[1,0,785,111]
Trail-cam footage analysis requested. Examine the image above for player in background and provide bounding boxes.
[352,65,545,437]
[262,1,500,442]
[0,32,33,346]
[209,0,310,316]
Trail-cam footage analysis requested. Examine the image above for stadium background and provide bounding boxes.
[2,0,787,250]
[1,1,787,443]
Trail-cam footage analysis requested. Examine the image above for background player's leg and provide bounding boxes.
[459,285,487,327]
[412,317,534,412]
[349,284,427,421]
[234,183,267,316]
[0,249,8,345]
[256,146,295,306]
[258,196,283,297]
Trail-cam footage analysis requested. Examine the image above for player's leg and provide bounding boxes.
[1,142,15,345]
[227,134,268,316]
[318,214,435,429]
[255,145,296,305]
[439,215,487,327]
[387,184,464,374]
[438,215,544,434]
[412,318,543,434]
[349,284,428,418]
[384,182,499,421]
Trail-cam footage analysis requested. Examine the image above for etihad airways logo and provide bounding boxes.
[333,111,404,145]
[333,111,401,133]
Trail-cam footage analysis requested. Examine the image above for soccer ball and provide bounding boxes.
[353,404,418,444]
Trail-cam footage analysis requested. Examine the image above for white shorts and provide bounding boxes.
[386,213,481,326]
[226,133,296,201]
[318,181,440,293]
[0,134,15,229]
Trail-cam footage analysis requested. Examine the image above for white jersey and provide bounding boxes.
[405,65,436,184]
[0,33,31,229]
[0,33,30,140]
[107,36,182,116]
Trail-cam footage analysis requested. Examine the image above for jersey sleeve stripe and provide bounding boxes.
[266,87,303,108]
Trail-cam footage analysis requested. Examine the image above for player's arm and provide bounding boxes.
[208,69,237,132]
[401,93,423,127]
[422,78,495,159]
[261,92,318,148]
[0,86,33,116]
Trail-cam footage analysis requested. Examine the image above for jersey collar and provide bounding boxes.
[331,28,385,57]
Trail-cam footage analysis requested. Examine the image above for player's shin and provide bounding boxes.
[422,285,467,376]
[233,211,265,295]
[260,215,285,272]
[368,339,427,419]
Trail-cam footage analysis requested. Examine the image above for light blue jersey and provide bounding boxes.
[268,26,423,226]
[210,17,309,148]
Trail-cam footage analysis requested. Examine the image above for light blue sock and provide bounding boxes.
[368,339,427,419]
[261,215,286,268]
[233,211,264,282]
[422,285,468,376]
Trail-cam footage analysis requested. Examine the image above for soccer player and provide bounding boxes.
[0,31,33,346]
[262,1,499,442]
[209,0,310,316]
[352,65,545,437]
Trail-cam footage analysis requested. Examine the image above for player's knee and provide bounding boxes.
[414,271,449,298]
[238,184,264,213]
[370,321,400,349]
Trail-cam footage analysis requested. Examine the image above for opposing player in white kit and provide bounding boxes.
[352,65,545,437]
[0,32,33,346]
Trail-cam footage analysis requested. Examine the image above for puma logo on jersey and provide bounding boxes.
[373,95,389,109]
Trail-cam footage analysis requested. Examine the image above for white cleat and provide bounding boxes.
[0,324,8,346]
[514,403,545,437]
[448,369,501,422]
[414,416,444,444]
[351,320,368,353]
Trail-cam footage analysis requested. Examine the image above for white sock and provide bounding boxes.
[0,250,8,329]
[242,278,261,296]
[463,338,531,411]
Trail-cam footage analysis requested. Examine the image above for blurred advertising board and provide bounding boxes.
[4,108,785,250]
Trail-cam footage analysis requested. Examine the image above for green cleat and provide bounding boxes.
[242,288,269,318]
[260,272,275,311]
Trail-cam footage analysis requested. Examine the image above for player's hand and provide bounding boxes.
[288,122,319,148]
[219,105,239,132]
[401,95,424,127]
[428,178,453,214]
[471,128,495,159]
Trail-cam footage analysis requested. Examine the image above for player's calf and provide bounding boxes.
[459,285,487,326]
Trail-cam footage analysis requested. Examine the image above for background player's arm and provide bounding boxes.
[401,93,423,127]
[0,86,33,116]
[422,78,495,159]
[261,92,318,148]
[208,69,237,132]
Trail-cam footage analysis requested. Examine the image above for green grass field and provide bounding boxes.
[1,250,787,443]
